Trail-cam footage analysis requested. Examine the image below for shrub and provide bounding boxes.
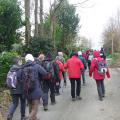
[0,51,18,88]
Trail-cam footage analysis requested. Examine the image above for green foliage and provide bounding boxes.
[12,43,23,55]
[24,37,54,57]
[0,0,22,52]
[0,51,18,87]
[55,0,80,52]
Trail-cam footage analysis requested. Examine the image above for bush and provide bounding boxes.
[24,37,54,57]
[0,51,18,88]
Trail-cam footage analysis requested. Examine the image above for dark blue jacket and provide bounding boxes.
[23,62,47,100]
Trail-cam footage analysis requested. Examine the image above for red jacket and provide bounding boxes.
[55,60,64,80]
[64,56,84,79]
[89,51,110,80]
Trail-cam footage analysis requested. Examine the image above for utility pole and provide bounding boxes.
[112,33,114,54]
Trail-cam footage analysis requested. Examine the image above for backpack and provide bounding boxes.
[96,59,108,74]
[22,65,36,95]
[43,61,54,80]
[6,71,17,88]
[53,61,60,80]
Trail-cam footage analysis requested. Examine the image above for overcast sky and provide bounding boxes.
[43,0,120,49]
[69,0,120,49]
[24,0,120,50]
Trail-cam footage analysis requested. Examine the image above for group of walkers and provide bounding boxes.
[6,48,110,120]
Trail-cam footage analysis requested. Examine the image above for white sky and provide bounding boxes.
[20,0,120,50]
[69,0,120,50]
[43,0,120,50]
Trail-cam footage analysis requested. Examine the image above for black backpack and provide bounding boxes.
[53,61,60,81]
[43,61,54,80]
[22,65,36,96]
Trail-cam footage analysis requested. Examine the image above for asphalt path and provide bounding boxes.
[13,68,120,120]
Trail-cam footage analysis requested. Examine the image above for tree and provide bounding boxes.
[55,0,80,52]
[102,10,120,54]
[34,0,38,37]
[0,0,22,52]
[25,0,31,47]
[39,0,43,36]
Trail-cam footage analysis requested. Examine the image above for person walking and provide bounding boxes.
[41,52,56,111]
[7,57,26,120]
[57,52,67,87]
[89,51,110,101]
[64,52,84,101]
[54,56,64,95]
[78,51,87,86]
[23,54,47,120]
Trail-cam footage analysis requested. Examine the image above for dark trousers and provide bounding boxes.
[55,81,60,94]
[96,80,105,98]
[62,72,67,85]
[42,80,55,106]
[81,69,85,84]
[88,60,91,70]
[70,78,81,98]
[7,94,26,118]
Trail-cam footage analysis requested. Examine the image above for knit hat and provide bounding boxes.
[25,54,34,62]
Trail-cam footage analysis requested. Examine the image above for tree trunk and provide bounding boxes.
[39,0,43,36]
[25,0,31,47]
[34,0,38,37]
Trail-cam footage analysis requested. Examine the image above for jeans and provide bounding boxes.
[70,78,81,98]
[28,99,39,120]
[42,81,55,106]
[96,80,105,98]
[81,69,85,84]
[7,94,26,118]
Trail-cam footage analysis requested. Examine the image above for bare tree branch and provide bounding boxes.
[73,0,89,6]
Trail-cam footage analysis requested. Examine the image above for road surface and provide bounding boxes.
[13,68,120,120]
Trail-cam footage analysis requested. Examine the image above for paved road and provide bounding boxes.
[13,69,120,120]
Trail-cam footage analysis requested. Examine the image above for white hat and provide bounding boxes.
[58,52,63,56]
[78,51,82,55]
[25,54,34,62]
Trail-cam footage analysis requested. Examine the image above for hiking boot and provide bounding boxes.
[72,98,76,101]
[44,105,48,111]
[76,96,82,100]
[99,97,103,101]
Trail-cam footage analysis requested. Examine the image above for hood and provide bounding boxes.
[45,52,53,61]
[93,51,100,58]
[25,54,34,62]
[23,61,35,68]
[10,65,21,72]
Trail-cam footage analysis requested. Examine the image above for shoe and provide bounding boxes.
[51,101,56,105]
[7,114,12,120]
[44,105,48,111]
[72,98,76,101]
[83,83,86,86]
[76,96,82,100]
[56,93,61,96]
[99,97,103,101]
[102,94,105,97]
